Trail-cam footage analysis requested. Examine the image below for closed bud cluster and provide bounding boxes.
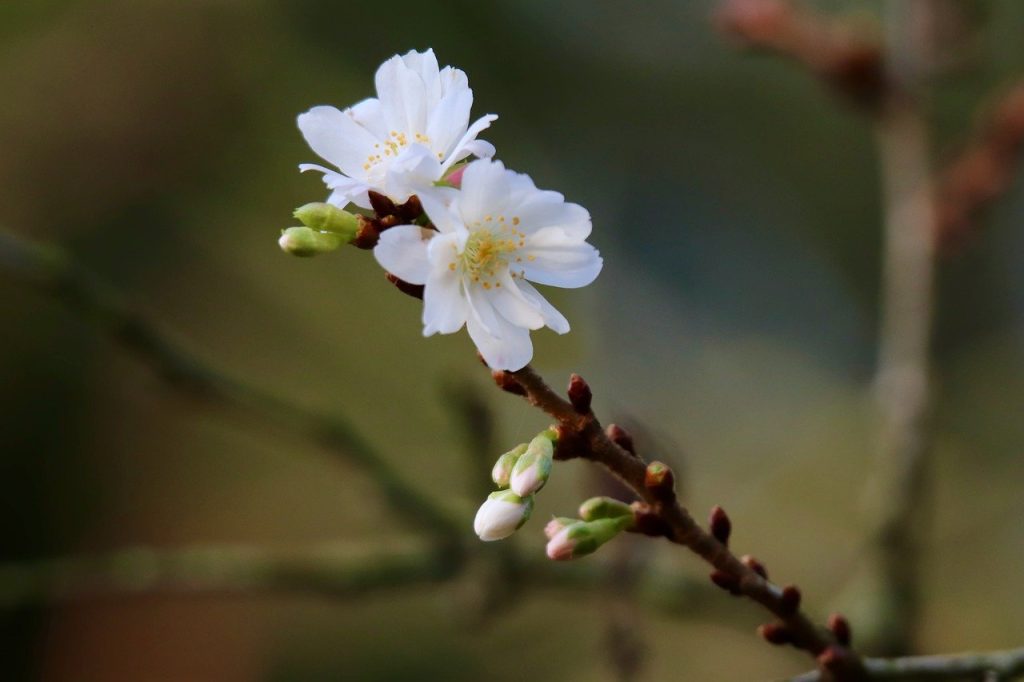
[280,203,361,257]
[509,430,556,497]
[473,490,534,541]
[475,429,558,542]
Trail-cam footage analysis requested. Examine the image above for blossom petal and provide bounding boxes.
[297,106,379,178]
[438,65,468,98]
[373,224,432,285]
[520,236,603,288]
[456,158,512,223]
[487,270,545,330]
[427,89,473,157]
[418,187,462,234]
[375,54,428,134]
[385,145,443,203]
[466,303,533,371]
[348,97,388,140]
[399,48,442,106]
[517,280,570,334]
[519,199,591,240]
[422,237,467,335]
[441,114,498,172]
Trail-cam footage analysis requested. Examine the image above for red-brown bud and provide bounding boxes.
[644,461,674,497]
[709,505,732,545]
[396,195,424,222]
[740,555,768,579]
[828,613,852,646]
[606,424,635,455]
[352,216,381,249]
[385,273,424,299]
[780,585,801,614]
[758,622,791,646]
[710,570,741,595]
[368,190,397,217]
[817,645,849,673]
[492,370,526,396]
[567,373,592,413]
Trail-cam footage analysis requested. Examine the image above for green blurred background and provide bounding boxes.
[2,0,1024,680]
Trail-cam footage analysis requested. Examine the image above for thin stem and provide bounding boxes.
[0,228,461,541]
[789,647,1024,682]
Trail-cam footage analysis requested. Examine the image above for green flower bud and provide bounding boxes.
[510,432,555,497]
[293,202,360,240]
[546,517,632,561]
[492,443,528,488]
[578,496,634,522]
[278,226,345,257]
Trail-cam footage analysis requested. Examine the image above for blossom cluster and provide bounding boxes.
[289,49,602,371]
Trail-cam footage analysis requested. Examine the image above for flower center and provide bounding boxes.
[459,220,526,289]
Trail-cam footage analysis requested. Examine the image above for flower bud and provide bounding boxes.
[578,496,633,522]
[278,226,345,257]
[544,516,577,539]
[473,490,534,542]
[509,431,556,497]
[491,443,528,488]
[545,517,631,561]
[294,202,360,240]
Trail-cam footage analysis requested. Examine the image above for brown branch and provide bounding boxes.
[715,0,886,108]
[935,83,1024,253]
[789,647,1024,681]
[504,366,865,680]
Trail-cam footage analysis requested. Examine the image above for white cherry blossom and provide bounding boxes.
[297,49,497,210]
[373,159,603,370]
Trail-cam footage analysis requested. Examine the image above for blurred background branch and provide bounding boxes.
[0,227,461,541]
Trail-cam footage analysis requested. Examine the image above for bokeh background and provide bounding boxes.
[2,0,1024,680]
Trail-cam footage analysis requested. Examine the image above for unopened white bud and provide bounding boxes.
[491,443,528,488]
[473,490,534,542]
[510,431,555,497]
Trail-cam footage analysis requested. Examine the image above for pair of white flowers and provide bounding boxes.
[297,49,602,371]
